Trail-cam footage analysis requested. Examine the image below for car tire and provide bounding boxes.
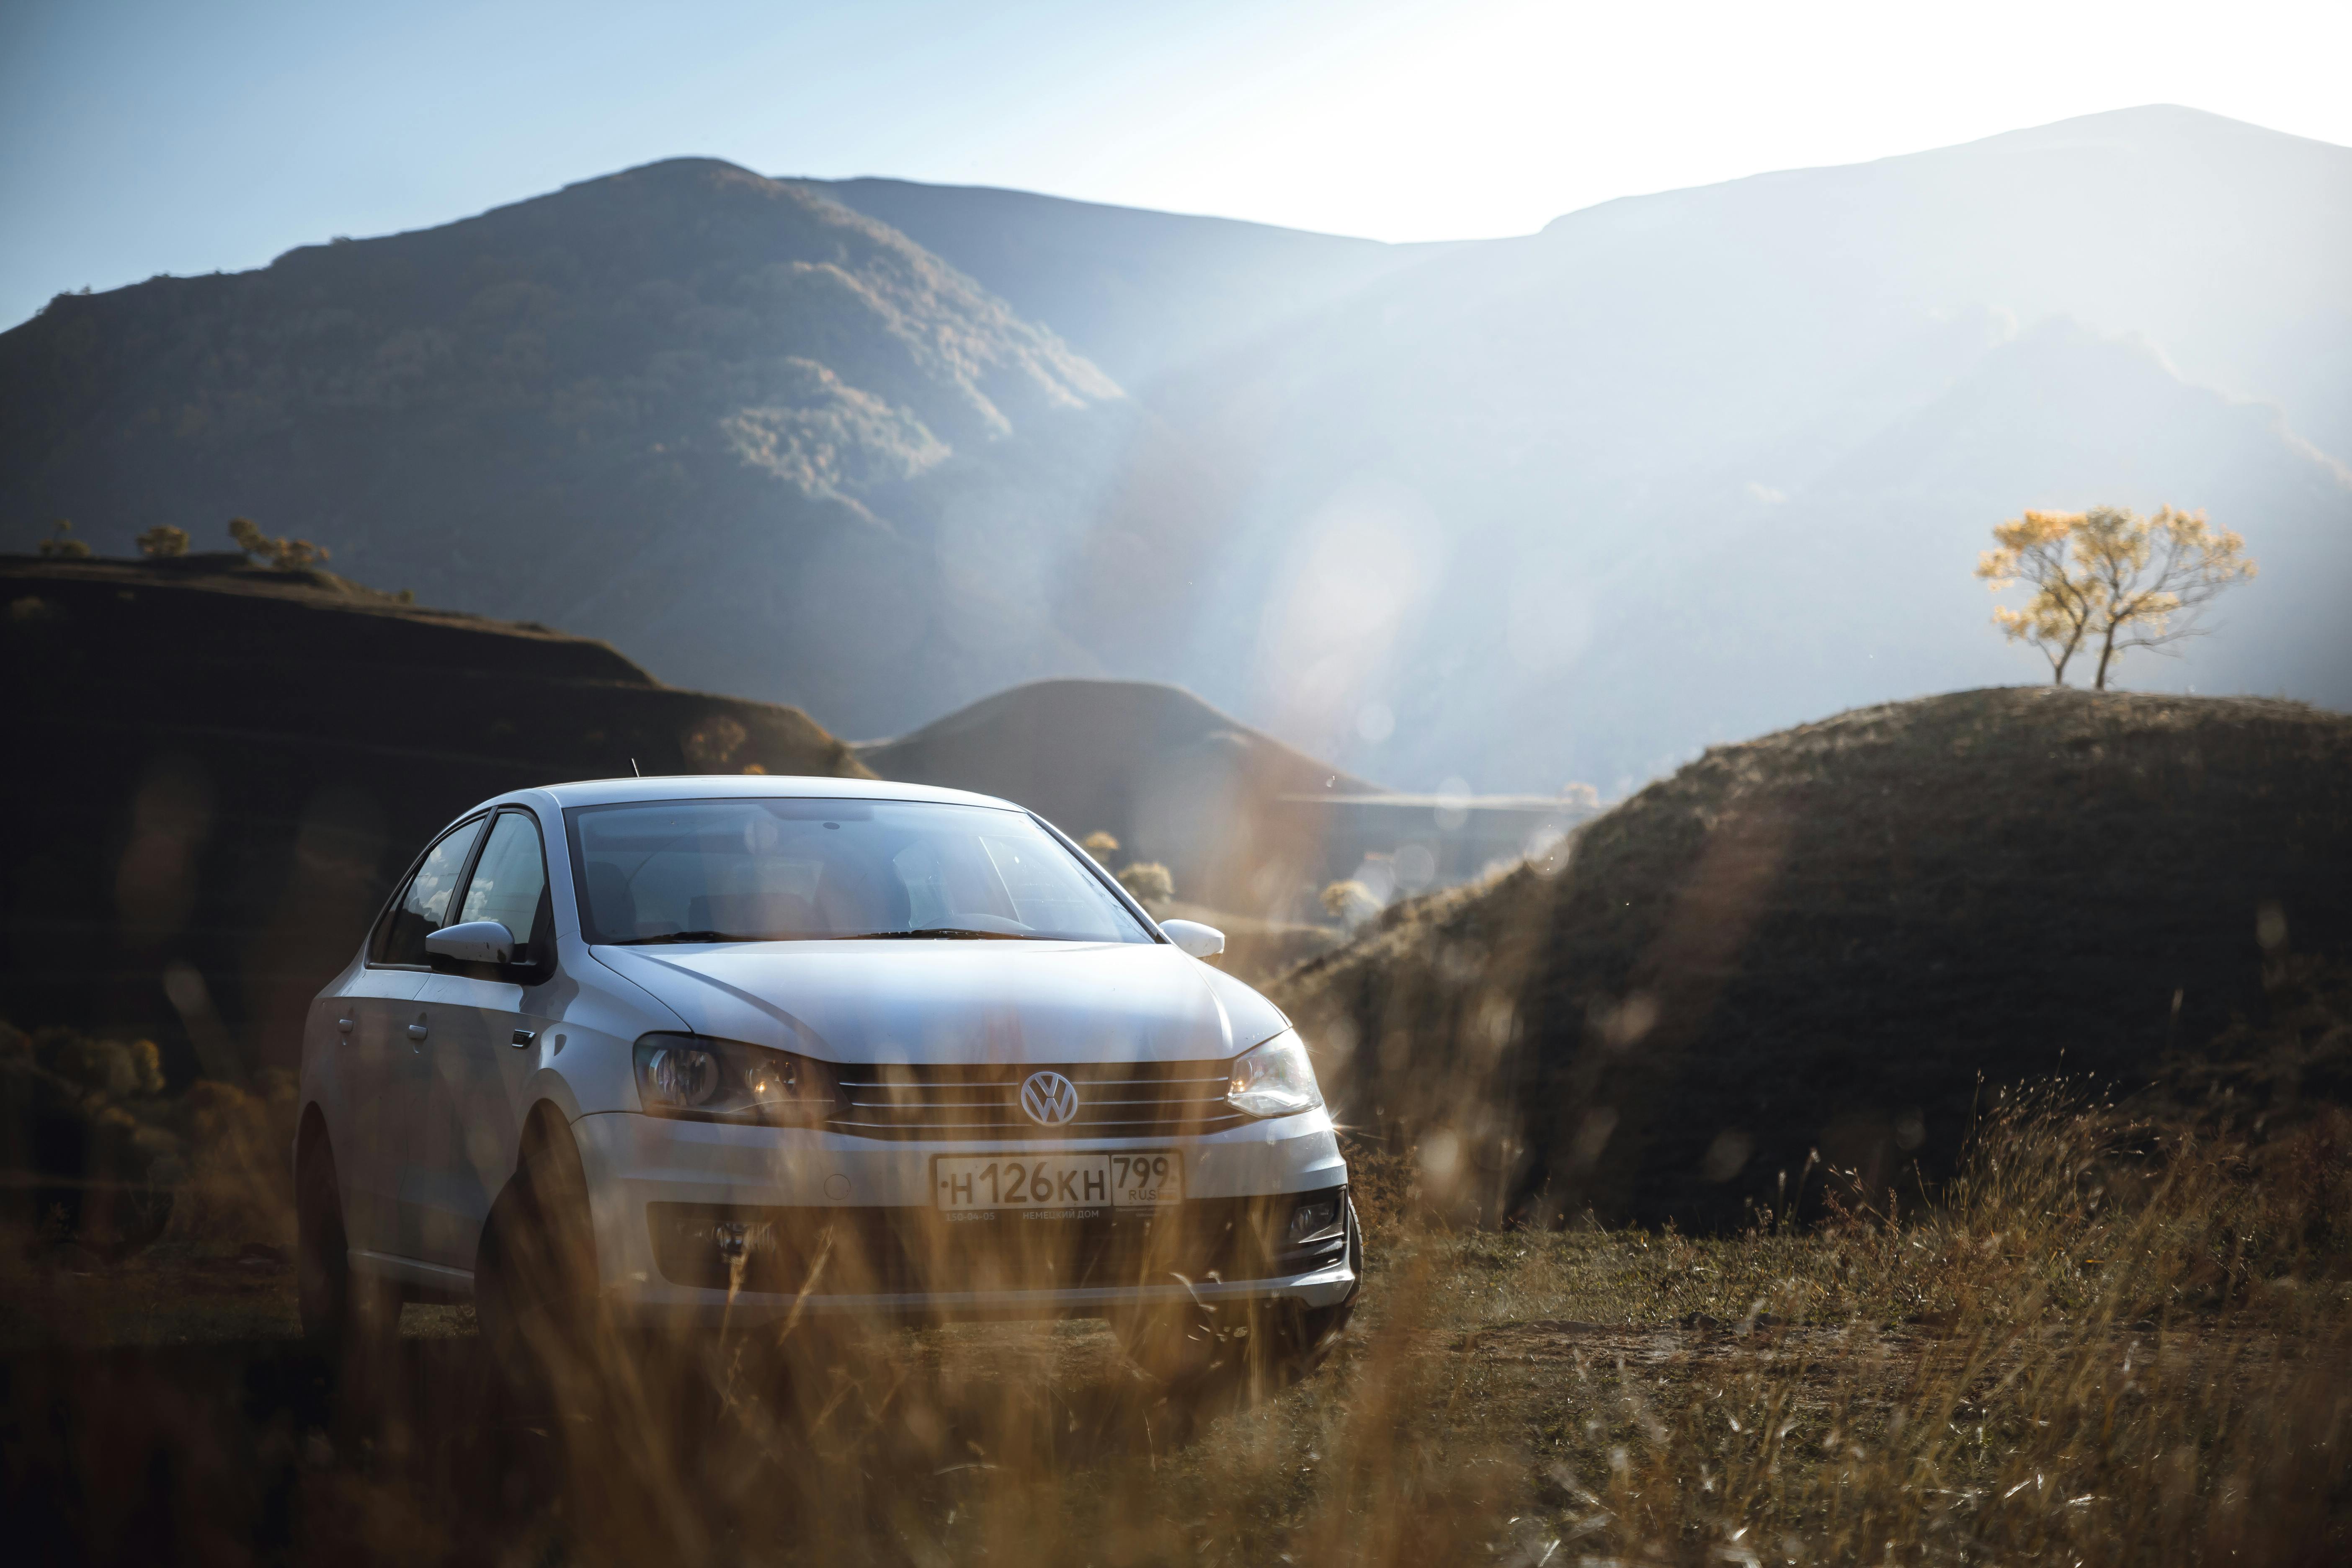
[296,1131,400,1368]
[475,1116,601,1396]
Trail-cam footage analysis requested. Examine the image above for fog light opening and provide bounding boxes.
[1287,1196,1343,1247]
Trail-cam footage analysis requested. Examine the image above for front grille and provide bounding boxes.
[647,1187,1349,1298]
[827,1060,1245,1140]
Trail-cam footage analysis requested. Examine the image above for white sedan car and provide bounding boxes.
[294,776,1359,1381]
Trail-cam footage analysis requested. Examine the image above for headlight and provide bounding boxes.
[1227,1030,1323,1118]
[633,1034,837,1125]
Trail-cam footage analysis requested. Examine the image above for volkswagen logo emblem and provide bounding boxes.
[1019,1070,1080,1127]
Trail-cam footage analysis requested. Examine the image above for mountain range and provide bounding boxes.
[3,104,2345,816]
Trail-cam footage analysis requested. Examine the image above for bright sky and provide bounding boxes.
[5,0,2349,328]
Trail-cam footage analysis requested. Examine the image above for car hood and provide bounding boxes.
[590,939,1289,1066]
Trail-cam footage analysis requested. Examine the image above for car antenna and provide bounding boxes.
[631,758,641,777]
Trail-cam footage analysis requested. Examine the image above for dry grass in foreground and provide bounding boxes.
[8,1088,2350,1565]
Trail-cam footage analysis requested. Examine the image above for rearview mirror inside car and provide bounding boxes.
[425,920,516,966]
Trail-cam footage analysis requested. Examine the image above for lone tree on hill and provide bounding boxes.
[1975,505,2255,690]
[136,525,188,557]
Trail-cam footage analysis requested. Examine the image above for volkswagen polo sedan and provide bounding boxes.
[294,776,1359,1382]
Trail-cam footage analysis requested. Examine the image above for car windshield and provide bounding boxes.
[565,797,1154,944]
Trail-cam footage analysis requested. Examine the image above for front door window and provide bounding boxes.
[458,811,552,964]
[373,817,487,967]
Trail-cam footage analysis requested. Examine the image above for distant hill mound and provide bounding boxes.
[856,678,1381,912]
[1270,688,2352,1228]
[0,553,866,1078]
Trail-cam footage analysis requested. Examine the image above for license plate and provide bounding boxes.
[931,1151,1183,1215]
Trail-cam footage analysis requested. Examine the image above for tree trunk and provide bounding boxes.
[2094,625,2119,690]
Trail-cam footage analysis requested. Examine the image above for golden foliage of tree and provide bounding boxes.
[1320,879,1379,925]
[136,524,189,557]
[1975,505,2254,690]
[1078,831,1120,863]
[228,515,330,570]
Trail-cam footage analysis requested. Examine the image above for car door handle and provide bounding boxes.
[510,1029,536,1048]
[407,1021,429,1041]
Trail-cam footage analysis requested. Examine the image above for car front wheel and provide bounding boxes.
[475,1114,602,1396]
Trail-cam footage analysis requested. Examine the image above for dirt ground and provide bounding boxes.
[8,1225,2345,1566]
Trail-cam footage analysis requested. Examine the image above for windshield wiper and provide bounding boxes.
[835,927,1033,941]
[611,930,760,945]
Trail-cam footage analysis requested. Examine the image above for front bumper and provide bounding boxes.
[570,1106,1354,1326]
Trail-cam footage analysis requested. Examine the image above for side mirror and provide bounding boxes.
[1160,919,1225,960]
[426,920,516,967]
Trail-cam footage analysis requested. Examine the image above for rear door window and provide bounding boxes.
[371,816,487,967]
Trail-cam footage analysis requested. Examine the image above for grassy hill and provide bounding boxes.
[1270,687,2352,1228]
[0,552,866,1079]
[856,677,1382,913]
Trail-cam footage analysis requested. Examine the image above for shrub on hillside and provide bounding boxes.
[167,1072,297,1247]
[1116,861,1173,908]
[35,519,89,558]
[1,1016,296,1252]
[227,515,330,570]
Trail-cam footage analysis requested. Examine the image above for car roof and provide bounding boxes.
[512,775,1024,812]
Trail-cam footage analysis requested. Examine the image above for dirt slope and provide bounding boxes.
[1,554,867,1077]
[1271,687,2352,1228]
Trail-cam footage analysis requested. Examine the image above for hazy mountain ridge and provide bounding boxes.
[1078,107,2352,791]
[796,176,1458,391]
[0,158,1133,733]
